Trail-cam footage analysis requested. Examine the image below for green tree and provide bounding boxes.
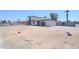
[43,16,47,18]
[1,20,7,24]
[50,13,58,21]
[8,20,11,24]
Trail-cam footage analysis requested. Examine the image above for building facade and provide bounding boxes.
[28,16,57,27]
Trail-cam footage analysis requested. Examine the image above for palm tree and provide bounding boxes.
[65,10,69,22]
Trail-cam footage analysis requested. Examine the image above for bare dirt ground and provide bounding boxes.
[1,25,79,49]
[0,27,4,48]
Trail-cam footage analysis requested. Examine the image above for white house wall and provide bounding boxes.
[30,20,57,27]
[45,20,56,27]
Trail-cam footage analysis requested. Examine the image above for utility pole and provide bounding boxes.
[65,10,69,22]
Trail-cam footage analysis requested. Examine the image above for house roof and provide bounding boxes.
[28,16,42,19]
[28,16,57,21]
[28,16,47,21]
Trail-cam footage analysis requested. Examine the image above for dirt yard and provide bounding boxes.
[1,25,79,49]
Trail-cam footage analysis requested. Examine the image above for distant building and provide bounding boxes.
[76,24,79,27]
[62,21,75,27]
[18,21,28,25]
[28,16,57,27]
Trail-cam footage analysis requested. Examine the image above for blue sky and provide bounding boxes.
[0,10,79,21]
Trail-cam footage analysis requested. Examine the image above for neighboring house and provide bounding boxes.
[62,21,75,27]
[28,16,57,27]
[76,24,79,27]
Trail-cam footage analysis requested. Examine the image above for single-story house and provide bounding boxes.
[62,21,75,27]
[28,16,57,27]
[28,16,75,27]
